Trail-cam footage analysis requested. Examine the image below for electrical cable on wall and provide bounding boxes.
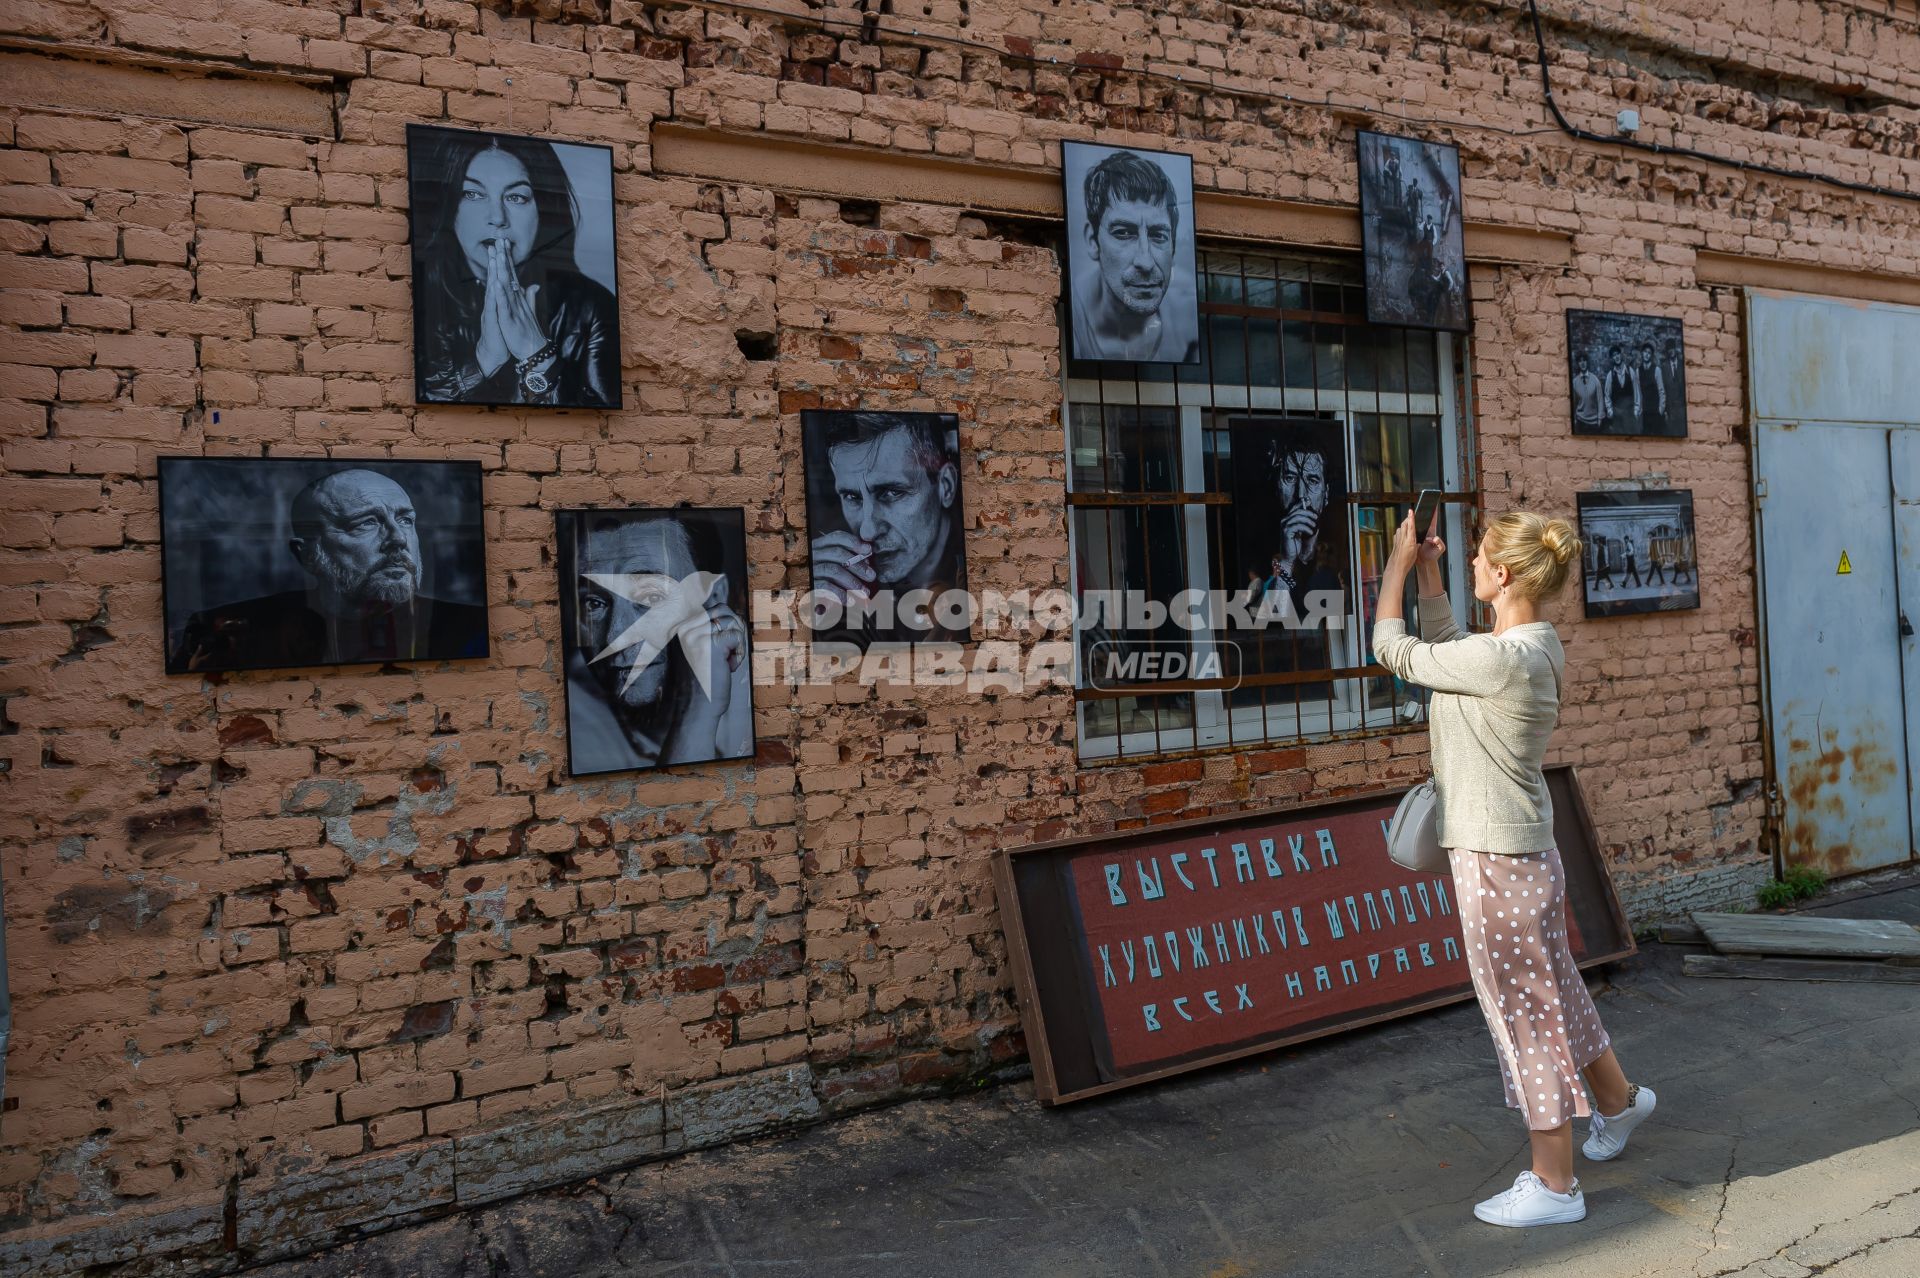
[672,0,1920,205]
[1523,0,1920,205]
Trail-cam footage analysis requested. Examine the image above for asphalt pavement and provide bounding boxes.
[244,872,1920,1278]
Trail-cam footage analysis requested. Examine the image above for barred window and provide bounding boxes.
[1066,249,1475,763]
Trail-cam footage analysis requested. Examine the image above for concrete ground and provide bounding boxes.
[250,875,1920,1278]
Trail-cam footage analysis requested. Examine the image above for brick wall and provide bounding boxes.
[2,0,1917,1265]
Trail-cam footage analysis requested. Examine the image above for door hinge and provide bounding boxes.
[1754,477,1768,504]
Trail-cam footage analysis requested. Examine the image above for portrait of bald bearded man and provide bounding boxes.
[1063,141,1200,365]
[803,410,970,646]
[555,508,754,775]
[162,459,489,674]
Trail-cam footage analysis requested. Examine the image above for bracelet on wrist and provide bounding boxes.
[516,339,558,394]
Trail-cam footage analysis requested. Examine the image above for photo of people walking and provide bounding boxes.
[1577,489,1701,616]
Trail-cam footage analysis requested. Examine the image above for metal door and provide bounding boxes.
[1749,290,1920,877]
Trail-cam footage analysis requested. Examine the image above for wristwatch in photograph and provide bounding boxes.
[516,339,558,395]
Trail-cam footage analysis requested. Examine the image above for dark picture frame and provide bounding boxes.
[1356,131,1469,333]
[1061,140,1201,366]
[159,457,489,675]
[1576,489,1700,618]
[1566,309,1687,438]
[801,410,970,646]
[1227,417,1351,679]
[554,508,756,776]
[406,124,622,409]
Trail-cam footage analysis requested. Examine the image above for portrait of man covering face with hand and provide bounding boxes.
[555,508,755,776]
[1228,418,1350,676]
[1062,141,1200,365]
[160,458,489,675]
[803,411,970,647]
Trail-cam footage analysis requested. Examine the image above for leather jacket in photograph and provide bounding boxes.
[418,267,621,408]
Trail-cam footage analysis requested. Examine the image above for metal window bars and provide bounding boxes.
[1065,249,1474,763]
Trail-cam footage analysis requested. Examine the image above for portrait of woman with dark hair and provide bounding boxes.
[406,125,622,408]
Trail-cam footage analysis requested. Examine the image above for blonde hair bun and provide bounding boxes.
[1541,518,1582,567]
[1482,511,1582,600]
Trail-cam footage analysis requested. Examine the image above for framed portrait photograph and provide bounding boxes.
[554,508,755,776]
[1566,310,1687,438]
[1576,489,1700,618]
[1227,417,1351,678]
[1357,131,1469,333]
[159,457,489,675]
[406,124,622,409]
[802,410,969,646]
[1061,140,1200,365]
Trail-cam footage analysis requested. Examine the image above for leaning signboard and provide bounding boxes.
[993,766,1634,1104]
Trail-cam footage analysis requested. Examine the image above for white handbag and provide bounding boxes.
[1386,777,1446,873]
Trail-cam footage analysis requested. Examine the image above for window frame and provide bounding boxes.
[1063,247,1478,764]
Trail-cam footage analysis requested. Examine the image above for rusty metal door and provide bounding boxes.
[1749,290,1920,878]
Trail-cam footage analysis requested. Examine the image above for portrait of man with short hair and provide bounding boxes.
[160,458,489,675]
[803,410,970,646]
[554,508,754,775]
[1062,141,1200,365]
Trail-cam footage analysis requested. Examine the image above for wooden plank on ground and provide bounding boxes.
[1658,921,1707,945]
[1683,953,1920,984]
[1691,912,1920,960]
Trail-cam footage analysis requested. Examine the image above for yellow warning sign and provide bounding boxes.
[1837,550,1852,575]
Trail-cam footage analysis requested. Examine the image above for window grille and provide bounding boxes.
[1065,249,1476,763]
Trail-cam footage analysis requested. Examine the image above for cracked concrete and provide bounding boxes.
[232,877,1920,1278]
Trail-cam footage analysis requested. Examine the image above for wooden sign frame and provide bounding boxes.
[993,765,1635,1105]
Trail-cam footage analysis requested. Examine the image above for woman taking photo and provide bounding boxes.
[409,126,621,408]
[1372,509,1656,1227]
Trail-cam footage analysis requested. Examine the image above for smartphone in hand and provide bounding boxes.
[1412,488,1444,540]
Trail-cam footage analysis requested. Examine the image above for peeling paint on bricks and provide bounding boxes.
[2,0,1914,1269]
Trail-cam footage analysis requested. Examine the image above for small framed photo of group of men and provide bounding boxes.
[1575,489,1700,618]
[1565,310,1688,438]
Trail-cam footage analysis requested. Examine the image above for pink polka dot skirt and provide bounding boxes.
[1448,845,1611,1132]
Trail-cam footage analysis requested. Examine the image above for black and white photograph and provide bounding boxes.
[1062,140,1200,365]
[1357,131,1469,333]
[160,458,489,675]
[555,508,755,776]
[1228,417,1351,672]
[407,124,621,409]
[1576,489,1700,618]
[1566,309,1687,437]
[803,410,970,645]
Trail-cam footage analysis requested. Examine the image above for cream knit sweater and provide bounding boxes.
[1371,594,1565,855]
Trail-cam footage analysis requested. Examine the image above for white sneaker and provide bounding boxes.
[1473,1171,1587,1227]
[1583,1084,1657,1161]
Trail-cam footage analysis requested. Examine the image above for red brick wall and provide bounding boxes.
[2,0,1917,1251]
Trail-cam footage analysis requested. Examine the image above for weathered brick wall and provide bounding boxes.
[1,0,1917,1263]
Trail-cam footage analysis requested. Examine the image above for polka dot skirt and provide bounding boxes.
[1448,845,1611,1132]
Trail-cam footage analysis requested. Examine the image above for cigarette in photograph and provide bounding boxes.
[846,546,872,570]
